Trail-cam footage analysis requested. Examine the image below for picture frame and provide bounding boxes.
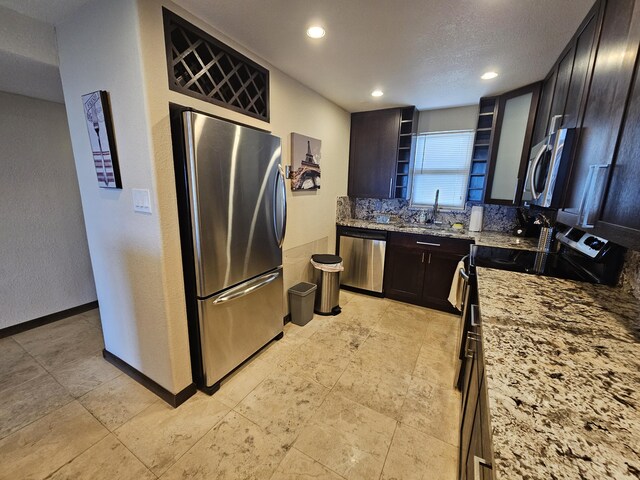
[290,133,321,191]
[82,90,122,189]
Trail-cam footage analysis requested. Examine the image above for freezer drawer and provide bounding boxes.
[339,229,387,293]
[197,267,284,388]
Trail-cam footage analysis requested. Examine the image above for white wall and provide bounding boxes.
[0,91,96,329]
[417,104,478,133]
[56,0,350,394]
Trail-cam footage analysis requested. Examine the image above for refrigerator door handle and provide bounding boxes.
[274,164,287,248]
[211,269,281,305]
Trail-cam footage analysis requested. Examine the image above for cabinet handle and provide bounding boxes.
[474,456,493,479]
[422,252,425,263]
[416,241,440,247]
[464,334,479,358]
[578,164,610,229]
[428,253,431,264]
[389,178,393,198]
[470,304,480,327]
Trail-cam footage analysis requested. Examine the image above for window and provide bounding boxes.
[410,130,474,209]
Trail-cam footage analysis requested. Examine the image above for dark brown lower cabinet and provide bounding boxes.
[460,305,494,480]
[384,232,472,313]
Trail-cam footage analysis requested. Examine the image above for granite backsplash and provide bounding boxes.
[622,249,640,301]
[336,196,518,232]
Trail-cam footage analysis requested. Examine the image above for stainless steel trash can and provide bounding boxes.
[311,254,342,315]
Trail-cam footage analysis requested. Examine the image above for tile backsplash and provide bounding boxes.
[337,196,518,232]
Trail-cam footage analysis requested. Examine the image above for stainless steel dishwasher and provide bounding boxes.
[337,226,387,294]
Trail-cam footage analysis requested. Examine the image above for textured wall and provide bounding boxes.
[0,91,96,329]
[417,105,479,133]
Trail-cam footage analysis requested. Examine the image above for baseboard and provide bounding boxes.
[0,301,99,339]
[283,313,291,324]
[102,349,197,408]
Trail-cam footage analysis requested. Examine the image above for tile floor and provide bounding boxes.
[0,291,461,480]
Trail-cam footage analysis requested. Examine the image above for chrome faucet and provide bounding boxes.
[427,189,441,224]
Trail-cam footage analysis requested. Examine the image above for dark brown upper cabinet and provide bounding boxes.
[483,83,541,206]
[556,0,640,249]
[348,107,417,199]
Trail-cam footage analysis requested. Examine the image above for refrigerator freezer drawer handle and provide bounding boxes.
[211,271,280,305]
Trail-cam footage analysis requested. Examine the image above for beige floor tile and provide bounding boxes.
[270,447,345,480]
[13,317,104,370]
[340,296,389,328]
[284,316,326,340]
[398,376,460,446]
[294,393,396,480]
[0,373,73,439]
[353,330,421,376]
[339,289,356,306]
[0,401,108,480]
[0,337,45,392]
[279,338,352,388]
[79,375,159,431]
[423,321,459,355]
[49,352,121,398]
[235,372,329,443]
[380,423,457,480]
[312,317,371,353]
[374,308,431,340]
[47,434,154,480]
[161,410,289,480]
[413,344,457,389]
[80,308,102,331]
[333,362,412,419]
[116,392,229,475]
[215,344,286,408]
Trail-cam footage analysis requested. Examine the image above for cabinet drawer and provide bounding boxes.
[389,232,473,254]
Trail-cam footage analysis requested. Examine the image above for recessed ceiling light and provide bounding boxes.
[371,90,384,97]
[306,26,325,39]
[481,71,499,80]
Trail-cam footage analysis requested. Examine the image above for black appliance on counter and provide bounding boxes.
[455,225,625,391]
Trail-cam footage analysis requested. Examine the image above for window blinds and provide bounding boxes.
[410,130,474,208]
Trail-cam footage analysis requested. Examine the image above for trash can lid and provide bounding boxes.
[288,282,317,296]
[311,254,342,264]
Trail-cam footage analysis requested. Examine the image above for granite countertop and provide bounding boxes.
[476,268,640,479]
[336,219,539,250]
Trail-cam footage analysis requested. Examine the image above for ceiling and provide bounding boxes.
[0,0,594,112]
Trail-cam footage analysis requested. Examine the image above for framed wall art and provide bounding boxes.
[290,133,321,191]
[82,90,122,189]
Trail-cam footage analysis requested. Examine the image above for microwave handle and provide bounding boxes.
[529,144,547,200]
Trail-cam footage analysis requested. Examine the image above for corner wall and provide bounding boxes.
[136,0,351,311]
[0,91,96,329]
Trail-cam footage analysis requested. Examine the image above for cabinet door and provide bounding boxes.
[484,84,540,205]
[348,109,400,198]
[597,56,640,249]
[548,46,575,129]
[459,331,479,480]
[384,245,425,303]
[531,70,557,146]
[422,251,462,313]
[559,0,640,220]
[562,10,600,129]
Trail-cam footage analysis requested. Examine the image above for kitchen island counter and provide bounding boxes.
[476,268,640,479]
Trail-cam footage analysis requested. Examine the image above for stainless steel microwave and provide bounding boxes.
[522,127,576,208]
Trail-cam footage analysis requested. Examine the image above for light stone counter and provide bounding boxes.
[476,268,640,479]
[336,219,540,251]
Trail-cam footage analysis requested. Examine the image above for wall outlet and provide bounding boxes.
[132,189,152,214]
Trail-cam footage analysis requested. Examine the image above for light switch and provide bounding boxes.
[132,188,152,214]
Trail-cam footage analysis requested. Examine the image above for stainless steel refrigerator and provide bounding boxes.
[171,108,287,393]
